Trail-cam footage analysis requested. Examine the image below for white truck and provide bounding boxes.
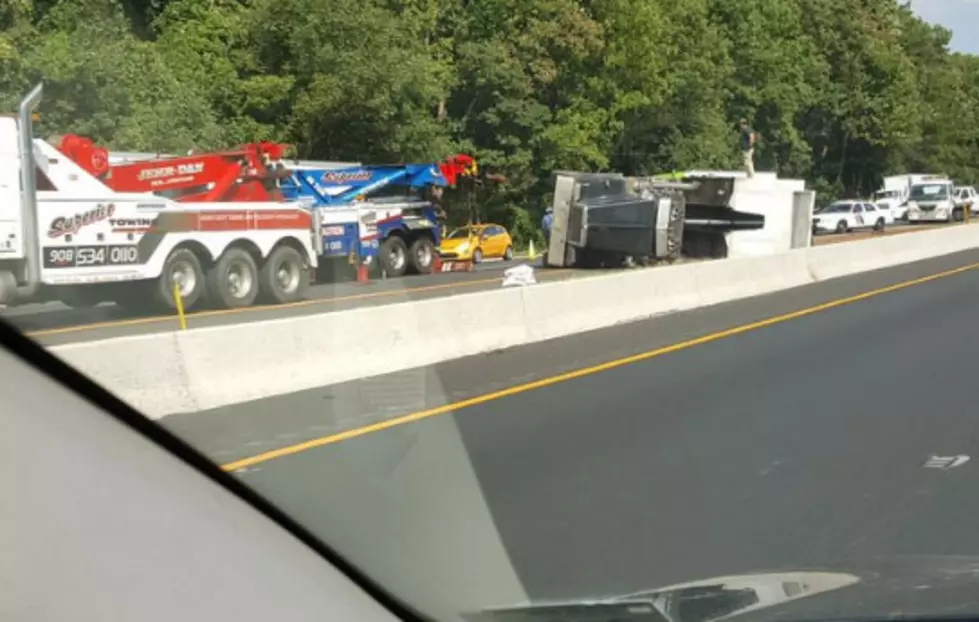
[906,177,958,222]
[0,83,321,312]
[873,174,945,221]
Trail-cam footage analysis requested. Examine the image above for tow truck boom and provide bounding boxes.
[279,154,477,204]
[57,134,289,203]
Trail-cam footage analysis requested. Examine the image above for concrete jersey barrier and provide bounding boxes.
[51,224,979,419]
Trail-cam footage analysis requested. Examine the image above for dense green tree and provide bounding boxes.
[1,0,977,243]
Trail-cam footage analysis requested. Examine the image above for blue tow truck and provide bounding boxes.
[278,154,477,277]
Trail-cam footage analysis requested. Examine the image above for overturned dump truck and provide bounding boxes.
[545,171,766,269]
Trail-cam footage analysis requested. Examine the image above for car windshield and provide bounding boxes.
[446,228,477,239]
[910,184,950,200]
[12,3,979,622]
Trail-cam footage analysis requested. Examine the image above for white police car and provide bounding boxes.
[812,200,888,235]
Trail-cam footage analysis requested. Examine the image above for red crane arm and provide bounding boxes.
[56,135,293,202]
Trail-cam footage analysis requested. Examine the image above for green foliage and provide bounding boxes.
[2,0,977,233]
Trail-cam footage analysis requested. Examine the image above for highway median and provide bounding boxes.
[49,223,979,420]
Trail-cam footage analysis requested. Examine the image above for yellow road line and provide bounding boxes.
[221,261,979,472]
[26,270,569,338]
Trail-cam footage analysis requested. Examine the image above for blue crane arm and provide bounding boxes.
[280,162,450,206]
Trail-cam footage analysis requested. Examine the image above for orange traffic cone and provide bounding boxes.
[356,262,370,284]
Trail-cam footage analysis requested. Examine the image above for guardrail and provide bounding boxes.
[51,223,979,420]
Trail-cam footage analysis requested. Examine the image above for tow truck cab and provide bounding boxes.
[0,84,43,305]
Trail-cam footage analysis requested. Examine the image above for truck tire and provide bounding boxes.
[160,247,206,311]
[379,236,408,278]
[259,245,309,304]
[503,245,514,261]
[207,247,259,308]
[407,237,435,275]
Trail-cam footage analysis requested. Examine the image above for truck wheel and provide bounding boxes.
[207,247,259,308]
[259,245,309,304]
[407,237,435,275]
[873,218,885,231]
[379,237,408,277]
[503,245,514,261]
[160,248,206,312]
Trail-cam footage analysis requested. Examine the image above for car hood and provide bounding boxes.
[467,556,979,622]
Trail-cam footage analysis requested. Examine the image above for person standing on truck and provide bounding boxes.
[739,119,756,177]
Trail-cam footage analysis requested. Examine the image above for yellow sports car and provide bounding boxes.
[438,224,514,263]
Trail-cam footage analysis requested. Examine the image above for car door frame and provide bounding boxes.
[850,203,866,229]
[491,225,508,257]
[862,202,883,227]
[480,225,500,257]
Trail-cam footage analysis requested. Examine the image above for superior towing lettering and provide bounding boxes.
[48,203,116,238]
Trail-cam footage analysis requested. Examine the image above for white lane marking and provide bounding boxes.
[923,455,970,469]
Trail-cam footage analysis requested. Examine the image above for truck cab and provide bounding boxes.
[906,179,957,222]
[0,85,44,305]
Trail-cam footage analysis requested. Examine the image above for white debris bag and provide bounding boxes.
[501,264,537,287]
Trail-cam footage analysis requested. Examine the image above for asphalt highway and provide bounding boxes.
[160,248,979,606]
[8,256,559,346]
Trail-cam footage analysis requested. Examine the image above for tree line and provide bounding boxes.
[2,0,975,246]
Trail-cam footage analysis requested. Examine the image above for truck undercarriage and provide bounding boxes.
[545,172,766,269]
